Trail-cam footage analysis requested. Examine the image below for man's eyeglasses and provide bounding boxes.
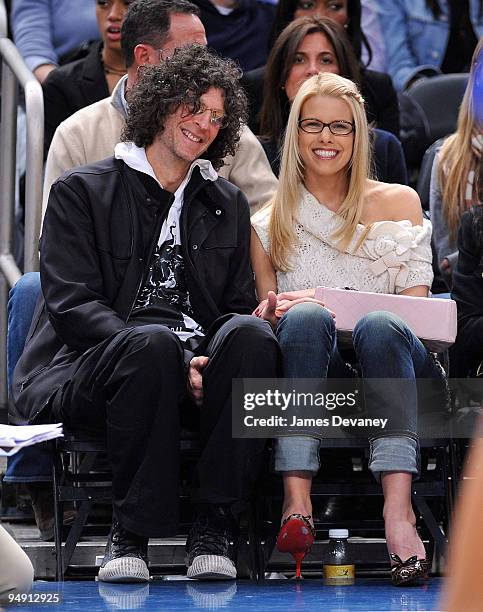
[298,118,355,135]
[155,48,172,62]
[184,101,227,128]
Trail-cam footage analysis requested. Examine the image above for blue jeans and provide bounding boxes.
[274,303,444,481]
[4,272,52,483]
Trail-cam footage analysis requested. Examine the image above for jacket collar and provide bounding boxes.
[80,40,105,82]
[116,156,222,217]
[114,141,217,189]
[77,41,110,106]
[111,75,128,117]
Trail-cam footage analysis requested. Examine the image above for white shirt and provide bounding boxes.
[252,186,434,295]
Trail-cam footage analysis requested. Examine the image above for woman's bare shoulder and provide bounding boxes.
[365,180,423,225]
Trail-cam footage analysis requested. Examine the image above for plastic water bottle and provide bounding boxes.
[323,529,355,585]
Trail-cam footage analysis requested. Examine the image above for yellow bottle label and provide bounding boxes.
[323,564,355,584]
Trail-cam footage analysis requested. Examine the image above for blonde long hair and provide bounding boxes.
[438,38,482,242]
[268,72,371,271]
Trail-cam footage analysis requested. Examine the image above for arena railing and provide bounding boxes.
[0,6,44,410]
[0,1,6,38]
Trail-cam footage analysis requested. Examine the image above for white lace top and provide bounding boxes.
[251,187,434,295]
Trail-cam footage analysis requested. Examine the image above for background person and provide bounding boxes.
[11,0,99,83]
[257,0,399,135]
[429,39,482,285]
[451,205,483,377]
[375,0,483,91]
[191,0,276,71]
[268,0,362,58]
[42,0,132,156]
[256,16,407,183]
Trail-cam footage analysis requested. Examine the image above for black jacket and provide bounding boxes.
[42,41,109,158]
[10,158,257,425]
[451,208,483,375]
[242,66,400,137]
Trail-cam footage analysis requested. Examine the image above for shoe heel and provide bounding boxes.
[292,551,305,580]
[276,514,315,580]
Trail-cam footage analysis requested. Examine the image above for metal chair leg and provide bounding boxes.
[52,441,64,581]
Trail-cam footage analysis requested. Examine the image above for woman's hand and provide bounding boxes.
[276,288,317,301]
[253,289,334,326]
[275,288,334,317]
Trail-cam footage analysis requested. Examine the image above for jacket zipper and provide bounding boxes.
[20,365,48,392]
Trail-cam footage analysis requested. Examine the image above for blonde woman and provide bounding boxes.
[429,38,482,282]
[251,72,444,584]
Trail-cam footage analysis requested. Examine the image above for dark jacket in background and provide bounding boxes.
[451,208,483,376]
[193,0,276,71]
[242,66,400,137]
[260,128,408,185]
[42,41,109,158]
[10,158,256,425]
[360,68,400,137]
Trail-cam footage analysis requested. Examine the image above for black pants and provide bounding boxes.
[54,315,280,537]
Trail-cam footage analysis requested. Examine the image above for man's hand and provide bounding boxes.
[440,257,452,274]
[253,290,279,328]
[188,356,209,407]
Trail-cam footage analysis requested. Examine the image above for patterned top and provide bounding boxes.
[251,186,433,295]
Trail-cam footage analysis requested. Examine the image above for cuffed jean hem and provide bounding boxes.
[273,436,321,474]
[369,436,420,484]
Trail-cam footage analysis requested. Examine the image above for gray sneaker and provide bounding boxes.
[98,520,149,583]
[186,506,237,580]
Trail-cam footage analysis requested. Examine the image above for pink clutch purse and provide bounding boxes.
[314,287,457,352]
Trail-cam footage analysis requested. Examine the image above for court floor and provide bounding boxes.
[6,577,444,612]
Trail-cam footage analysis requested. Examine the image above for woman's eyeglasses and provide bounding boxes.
[298,118,355,135]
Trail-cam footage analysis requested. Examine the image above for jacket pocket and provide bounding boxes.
[95,246,132,260]
[19,365,49,393]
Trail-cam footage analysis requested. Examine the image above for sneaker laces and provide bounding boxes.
[111,521,148,559]
[188,515,233,560]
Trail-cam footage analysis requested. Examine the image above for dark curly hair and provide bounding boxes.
[123,45,248,170]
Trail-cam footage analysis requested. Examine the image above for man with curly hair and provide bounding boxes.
[6,0,278,546]
[10,45,281,583]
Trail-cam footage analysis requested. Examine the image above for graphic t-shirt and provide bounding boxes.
[114,141,218,342]
[131,197,204,342]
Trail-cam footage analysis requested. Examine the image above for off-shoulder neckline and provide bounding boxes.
[301,186,427,232]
